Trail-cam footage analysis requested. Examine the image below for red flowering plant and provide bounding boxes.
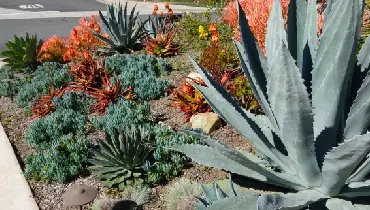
[145,4,179,57]
[85,73,135,114]
[39,35,67,63]
[63,15,107,62]
[169,77,211,122]
[222,0,325,53]
[31,87,66,118]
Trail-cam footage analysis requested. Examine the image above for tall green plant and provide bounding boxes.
[95,2,149,54]
[172,0,370,209]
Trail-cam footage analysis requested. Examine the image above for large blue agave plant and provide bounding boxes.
[172,0,370,209]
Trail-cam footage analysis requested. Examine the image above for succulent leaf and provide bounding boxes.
[325,198,357,210]
[312,0,360,164]
[206,192,260,210]
[321,132,370,195]
[257,190,327,210]
[302,0,318,61]
[338,180,370,198]
[286,0,307,70]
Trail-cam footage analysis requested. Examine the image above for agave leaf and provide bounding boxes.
[267,42,320,186]
[320,132,370,196]
[206,192,260,210]
[235,0,278,130]
[344,71,370,139]
[302,0,318,61]
[193,82,295,174]
[325,198,357,210]
[347,154,370,183]
[312,0,359,163]
[256,190,328,210]
[286,0,307,69]
[172,144,305,190]
[357,36,370,72]
[99,10,118,44]
[266,0,287,64]
[338,180,370,198]
[89,166,123,174]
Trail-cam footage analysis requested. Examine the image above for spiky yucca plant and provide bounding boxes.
[89,124,154,189]
[95,2,149,54]
[173,0,370,209]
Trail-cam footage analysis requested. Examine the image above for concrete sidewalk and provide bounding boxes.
[0,122,39,210]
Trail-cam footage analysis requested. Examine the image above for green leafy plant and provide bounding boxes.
[0,66,23,99]
[89,124,154,189]
[0,33,43,71]
[24,108,89,182]
[95,2,149,54]
[121,184,151,206]
[143,126,201,184]
[104,54,171,100]
[15,62,71,108]
[164,178,202,210]
[92,99,153,135]
[173,0,370,209]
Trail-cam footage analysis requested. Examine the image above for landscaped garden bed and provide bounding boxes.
[2,0,370,209]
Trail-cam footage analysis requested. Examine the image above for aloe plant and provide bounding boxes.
[0,33,43,71]
[95,2,149,54]
[89,124,153,189]
[172,0,370,209]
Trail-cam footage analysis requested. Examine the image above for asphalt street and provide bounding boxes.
[0,0,106,12]
[0,15,150,53]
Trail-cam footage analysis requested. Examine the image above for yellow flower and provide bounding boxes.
[198,25,208,38]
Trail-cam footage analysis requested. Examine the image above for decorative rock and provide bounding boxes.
[190,112,221,134]
[186,72,203,82]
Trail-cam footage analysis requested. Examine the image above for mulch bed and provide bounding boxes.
[0,56,253,210]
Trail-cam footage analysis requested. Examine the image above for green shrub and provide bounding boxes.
[15,62,71,107]
[26,109,87,149]
[0,66,23,98]
[53,92,93,115]
[92,99,153,136]
[24,134,88,183]
[175,9,234,52]
[143,126,201,185]
[24,108,89,183]
[104,54,171,100]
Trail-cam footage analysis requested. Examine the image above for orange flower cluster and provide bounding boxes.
[209,23,219,44]
[63,15,107,62]
[223,0,290,53]
[223,0,326,53]
[40,35,67,63]
[152,2,173,17]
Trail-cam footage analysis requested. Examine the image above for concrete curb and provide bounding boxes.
[0,123,39,210]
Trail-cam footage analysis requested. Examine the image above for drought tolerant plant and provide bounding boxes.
[104,54,171,100]
[173,0,370,209]
[39,35,67,63]
[0,66,23,98]
[143,125,201,184]
[92,99,153,135]
[144,5,179,57]
[0,33,43,71]
[164,178,202,210]
[170,78,211,122]
[64,15,106,62]
[89,124,154,189]
[31,87,66,118]
[95,2,149,54]
[15,62,71,108]
[121,184,151,206]
[25,108,89,182]
[85,73,134,114]
[194,176,239,209]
